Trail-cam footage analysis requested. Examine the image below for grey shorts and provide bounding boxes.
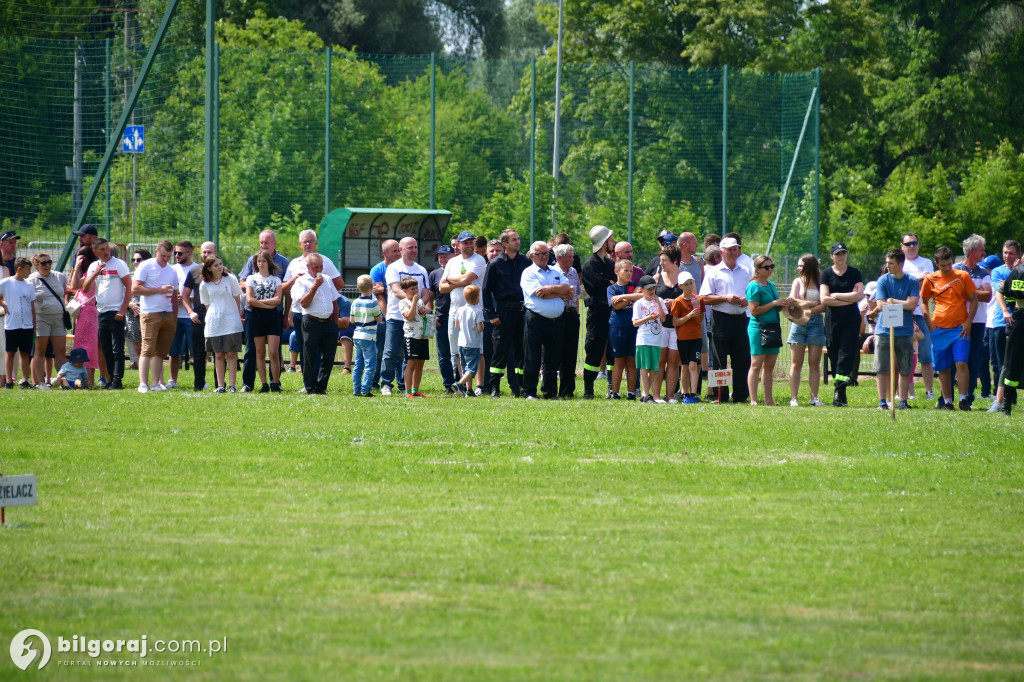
[206,332,244,354]
[873,334,913,375]
[36,310,66,337]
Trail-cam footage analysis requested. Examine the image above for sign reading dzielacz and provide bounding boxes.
[0,475,38,508]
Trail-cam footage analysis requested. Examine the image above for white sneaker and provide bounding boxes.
[381,385,392,396]
[789,398,800,407]
[166,380,178,389]
[986,401,1003,413]
[925,390,935,400]
[809,397,826,407]
[667,398,678,404]
[137,384,150,394]
[96,377,108,389]
[653,398,666,404]
[596,371,607,380]
[151,383,166,392]
[474,387,483,397]
[37,382,50,390]
[50,377,59,386]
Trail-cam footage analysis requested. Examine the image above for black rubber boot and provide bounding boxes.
[832,380,848,407]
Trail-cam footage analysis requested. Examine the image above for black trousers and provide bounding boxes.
[825,318,860,384]
[301,316,337,394]
[190,319,207,390]
[97,311,126,382]
[557,308,580,397]
[488,306,525,393]
[1003,311,1024,390]
[583,306,610,388]
[711,310,751,403]
[523,310,562,399]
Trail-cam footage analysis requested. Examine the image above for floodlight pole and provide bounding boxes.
[57,0,182,271]
[551,0,563,232]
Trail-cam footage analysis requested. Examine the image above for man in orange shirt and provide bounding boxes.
[920,246,979,411]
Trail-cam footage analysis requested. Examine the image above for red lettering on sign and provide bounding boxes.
[348,225,365,238]
[374,222,391,239]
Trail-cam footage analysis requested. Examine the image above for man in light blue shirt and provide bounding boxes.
[521,241,570,399]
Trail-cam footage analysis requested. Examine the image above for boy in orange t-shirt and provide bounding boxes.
[669,272,705,403]
[920,246,979,410]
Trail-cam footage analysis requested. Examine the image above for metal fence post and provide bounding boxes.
[721,65,728,236]
[214,41,220,246]
[627,61,635,244]
[813,68,821,257]
[204,0,215,243]
[104,37,111,239]
[529,59,536,244]
[430,53,436,210]
[325,46,332,220]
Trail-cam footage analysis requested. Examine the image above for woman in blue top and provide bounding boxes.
[746,255,791,406]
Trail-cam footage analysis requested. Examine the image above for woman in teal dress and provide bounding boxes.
[746,255,792,405]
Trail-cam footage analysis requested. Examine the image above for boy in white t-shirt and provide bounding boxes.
[632,276,667,403]
[398,277,430,398]
[1,258,36,388]
[453,284,485,396]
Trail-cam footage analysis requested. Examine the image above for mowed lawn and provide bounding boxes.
[2,370,1024,680]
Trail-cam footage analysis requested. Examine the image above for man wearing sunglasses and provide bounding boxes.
[644,230,678,276]
[901,233,936,399]
[166,241,198,389]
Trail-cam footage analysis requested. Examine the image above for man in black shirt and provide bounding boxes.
[581,225,617,399]
[995,261,1024,415]
[821,242,864,406]
[430,245,456,392]
[482,229,531,397]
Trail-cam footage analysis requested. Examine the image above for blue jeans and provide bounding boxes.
[169,317,193,359]
[380,318,406,391]
[988,326,1007,386]
[353,338,376,395]
[372,321,386,389]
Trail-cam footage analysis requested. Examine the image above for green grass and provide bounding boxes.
[2,367,1024,680]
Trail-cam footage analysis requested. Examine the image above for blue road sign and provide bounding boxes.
[122,125,145,153]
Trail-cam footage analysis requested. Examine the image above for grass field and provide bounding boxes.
[3,367,1024,680]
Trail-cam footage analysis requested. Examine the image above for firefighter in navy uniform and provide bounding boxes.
[995,260,1024,415]
[580,225,617,399]
[482,229,531,397]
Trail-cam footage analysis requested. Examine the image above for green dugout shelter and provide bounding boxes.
[318,208,453,282]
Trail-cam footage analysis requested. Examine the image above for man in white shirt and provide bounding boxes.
[380,237,432,395]
[440,230,487,381]
[291,254,340,395]
[168,240,199,388]
[901,233,936,398]
[700,236,752,403]
[282,229,345,370]
[132,240,179,393]
[953,234,993,406]
[521,241,569,400]
[81,238,131,389]
[554,244,582,398]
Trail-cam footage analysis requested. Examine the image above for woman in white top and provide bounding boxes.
[199,256,244,393]
[786,254,827,407]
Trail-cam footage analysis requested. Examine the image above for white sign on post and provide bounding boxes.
[0,475,38,508]
[880,303,903,329]
[708,369,733,387]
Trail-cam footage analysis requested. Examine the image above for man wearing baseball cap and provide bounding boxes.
[440,230,487,390]
[644,230,678,276]
[700,236,753,402]
[430,244,457,391]
[581,225,616,398]
[72,224,98,261]
[1,230,20,276]
[820,242,864,406]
